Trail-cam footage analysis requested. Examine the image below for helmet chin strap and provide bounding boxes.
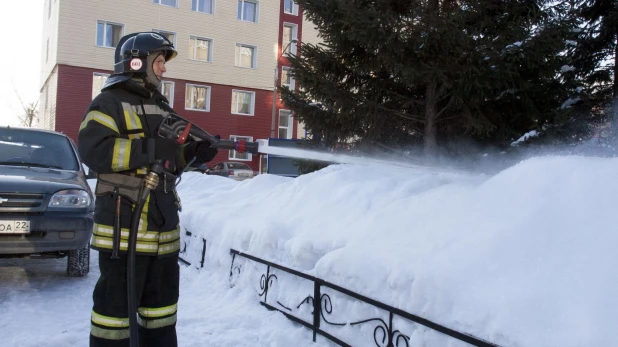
[144,53,164,91]
[143,74,160,91]
[129,73,159,93]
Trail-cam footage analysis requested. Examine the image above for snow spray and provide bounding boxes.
[255,140,463,173]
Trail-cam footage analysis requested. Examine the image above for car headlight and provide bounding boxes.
[49,189,92,208]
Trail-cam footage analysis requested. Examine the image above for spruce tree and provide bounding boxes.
[282,0,581,157]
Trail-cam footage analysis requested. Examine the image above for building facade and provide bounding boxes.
[39,0,319,172]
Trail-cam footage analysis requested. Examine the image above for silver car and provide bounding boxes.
[205,162,255,181]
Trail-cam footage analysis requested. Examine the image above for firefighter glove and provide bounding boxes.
[184,141,218,165]
[154,138,179,171]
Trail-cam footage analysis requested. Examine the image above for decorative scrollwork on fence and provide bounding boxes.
[259,273,278,297]
[317,294,410,346]
[283,292,410,346]
[278,295,312,312]
[278,294,345,326]
[350,318,410,347]
[393,330,410,347]
[277,301,292,311]
[319,294,346,326]
[298,296,313,310]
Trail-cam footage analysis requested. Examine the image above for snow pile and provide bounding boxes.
[177,156,618,347]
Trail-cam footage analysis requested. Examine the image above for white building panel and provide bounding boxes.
[55,0,281,91]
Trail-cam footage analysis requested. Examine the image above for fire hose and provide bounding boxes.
[127,114,259,346]
[127,161,162,347]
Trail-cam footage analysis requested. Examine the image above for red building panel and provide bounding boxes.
[55,65,97,144]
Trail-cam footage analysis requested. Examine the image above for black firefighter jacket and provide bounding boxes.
[78,79,188,257]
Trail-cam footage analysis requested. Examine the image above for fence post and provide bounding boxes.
[388,311,394,347]
[200,238,207,268]
[313,280,321,342]
[229,252,236,279]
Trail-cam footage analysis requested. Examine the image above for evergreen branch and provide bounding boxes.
[375,104,424,122]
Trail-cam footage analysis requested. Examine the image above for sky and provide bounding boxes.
[1,152,617,346]
[0,1,44,127]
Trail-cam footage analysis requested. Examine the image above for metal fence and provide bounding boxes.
[178,228,206,268]
[229,249,500,347]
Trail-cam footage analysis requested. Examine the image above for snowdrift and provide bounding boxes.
[177,156,618,347]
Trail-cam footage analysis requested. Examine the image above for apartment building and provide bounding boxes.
[39,0,319,171]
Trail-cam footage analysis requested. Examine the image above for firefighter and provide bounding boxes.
[78,32,218,347]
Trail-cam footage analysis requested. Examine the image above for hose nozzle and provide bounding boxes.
[157,113,260,154]
[213,139,259,154]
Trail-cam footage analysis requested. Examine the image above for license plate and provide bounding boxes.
[238,173,250,177]
[0,220,30,234]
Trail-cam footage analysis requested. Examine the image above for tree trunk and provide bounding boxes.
[423,0,440,159]
[18,103,38,128]
[424,80,438,158]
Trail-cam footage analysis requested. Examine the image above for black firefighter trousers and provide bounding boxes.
[90,251,180,347]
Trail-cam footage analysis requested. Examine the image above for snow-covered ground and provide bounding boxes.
[1,155,617,346]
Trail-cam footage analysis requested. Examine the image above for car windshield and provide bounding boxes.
[228,163,251,170]
[0,128,79,170]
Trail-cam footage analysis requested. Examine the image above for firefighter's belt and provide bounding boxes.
[95,173,143,203]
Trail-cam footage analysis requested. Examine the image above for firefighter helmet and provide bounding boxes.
[113,32,177,75]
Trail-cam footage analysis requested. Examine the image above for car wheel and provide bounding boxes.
[67,243,90,277]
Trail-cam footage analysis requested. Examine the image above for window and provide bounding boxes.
[237,0,258,23]
[284,0,298,15]
[92,73,109,99]
[192,0,213,14]
[235,44,256,68]
[189,36,213,62]
[185,84,211,111]
[281,67,295,90]
[282,23,298,55]
[152,29,176,46]
[96,21,123,48]
[229,135,253,160]
[231,90,255,115]
[153,0,178,7]
[160,81,175,107]
[278,110,293,139]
